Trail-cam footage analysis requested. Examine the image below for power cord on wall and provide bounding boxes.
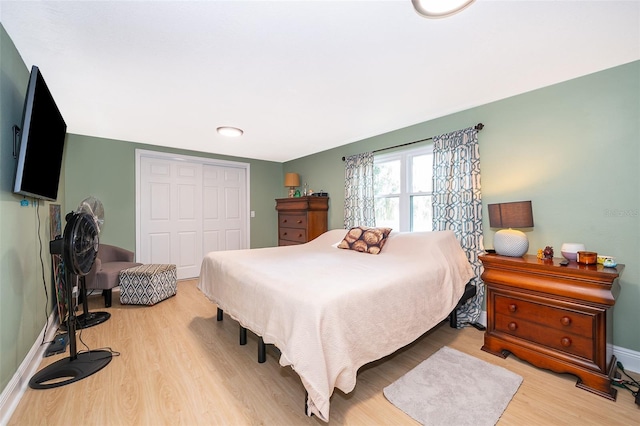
[35,199,52,346]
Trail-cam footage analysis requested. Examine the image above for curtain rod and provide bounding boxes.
[341,123,484,161]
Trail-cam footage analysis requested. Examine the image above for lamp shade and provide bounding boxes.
[488,201,533,229]
[284,173,300,188]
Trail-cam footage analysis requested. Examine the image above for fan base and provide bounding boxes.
[60,311,110,331]
[29,350,112,389]
[77,311,110,329]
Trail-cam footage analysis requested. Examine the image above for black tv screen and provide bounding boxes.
[13,65,67,201]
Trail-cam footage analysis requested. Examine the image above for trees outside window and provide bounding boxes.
[374,146,433,232]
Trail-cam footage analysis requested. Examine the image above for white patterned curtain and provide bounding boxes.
[433,127,484,328]
[344,152,375,229]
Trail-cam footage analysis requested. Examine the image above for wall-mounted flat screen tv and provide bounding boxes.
[13,65,67,201]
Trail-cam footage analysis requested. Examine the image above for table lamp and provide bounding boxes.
[488,200,534,257]
[284,173,300,198]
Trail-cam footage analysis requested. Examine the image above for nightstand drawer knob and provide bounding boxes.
[561,316,572,326]
[508,304,517,313]
[561,337,572,347]
[508,322,518,331]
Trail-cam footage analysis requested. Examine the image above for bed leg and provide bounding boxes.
[450,282,478,328]
[240,326,247,345]
[216,307,223,321]
[449,308,458,328]
[258,337,266,363]
[305,390,309,416]
[304,390,314,417]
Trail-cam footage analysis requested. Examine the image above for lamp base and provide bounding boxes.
[288,187,295,198]
[494,228,529,257]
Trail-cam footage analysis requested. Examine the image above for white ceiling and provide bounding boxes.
[2,1,639,162]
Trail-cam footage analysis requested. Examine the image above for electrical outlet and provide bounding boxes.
[20,199,29,207]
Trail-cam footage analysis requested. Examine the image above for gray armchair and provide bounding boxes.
[84,244,142,307]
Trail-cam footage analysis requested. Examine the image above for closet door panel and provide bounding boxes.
[138,151,249,280]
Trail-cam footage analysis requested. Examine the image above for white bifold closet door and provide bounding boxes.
[137,150,249,279]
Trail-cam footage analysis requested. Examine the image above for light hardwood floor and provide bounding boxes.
[9,279,639,425]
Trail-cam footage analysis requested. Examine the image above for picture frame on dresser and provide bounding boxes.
[480,254,624,400]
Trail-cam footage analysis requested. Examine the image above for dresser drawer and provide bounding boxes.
[279,227,307,243]
[279,213,307,229]
[494,294,593,338]
[278,239,301,246]
[495,313,593,359]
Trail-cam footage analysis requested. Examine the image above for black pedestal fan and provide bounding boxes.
[50,197,110,329]
[29,205,112,389]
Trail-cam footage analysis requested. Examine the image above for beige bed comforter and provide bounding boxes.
[197,229,474,422]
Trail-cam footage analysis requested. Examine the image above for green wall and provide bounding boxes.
[0,25,65,393]
[285,61,640,352]
[64,135,283,251]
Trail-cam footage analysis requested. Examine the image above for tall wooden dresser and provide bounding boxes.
[480,254,624,400]
[275,196,329,246]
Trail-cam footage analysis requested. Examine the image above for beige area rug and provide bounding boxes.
[383,346,522,426]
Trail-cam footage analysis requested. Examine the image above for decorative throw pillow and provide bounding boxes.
[337,226,392,254]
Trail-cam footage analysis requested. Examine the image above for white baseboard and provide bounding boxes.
[478,310,640,374]
[478,310,487,327]
[613,344,640,375]
[0,312,57,425]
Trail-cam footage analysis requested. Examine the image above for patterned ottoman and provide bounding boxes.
[119,264,177,305]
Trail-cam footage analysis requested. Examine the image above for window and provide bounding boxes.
[374,146,433,232]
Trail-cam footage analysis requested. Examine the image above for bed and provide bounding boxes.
[197,228,475,422]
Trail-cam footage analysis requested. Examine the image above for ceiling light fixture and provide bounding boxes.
[411,0,475,18]
[217,126,244,137]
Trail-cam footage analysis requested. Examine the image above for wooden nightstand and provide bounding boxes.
[480,254,624,400]
[275,196,329,246]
